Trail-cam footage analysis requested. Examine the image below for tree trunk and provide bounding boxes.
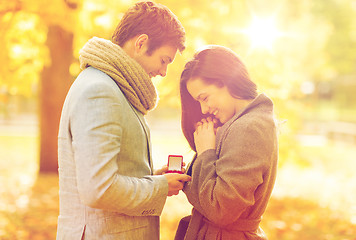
[39,25,73,173]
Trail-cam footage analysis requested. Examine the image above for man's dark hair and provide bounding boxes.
[112,1,185,54]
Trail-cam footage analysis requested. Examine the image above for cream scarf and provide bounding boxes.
[79,37,157,114]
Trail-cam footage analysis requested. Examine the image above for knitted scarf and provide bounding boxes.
[79,37,157,114]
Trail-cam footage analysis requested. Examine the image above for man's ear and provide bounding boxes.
[134,34,149,53]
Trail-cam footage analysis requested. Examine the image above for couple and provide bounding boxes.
[56,1,278,240]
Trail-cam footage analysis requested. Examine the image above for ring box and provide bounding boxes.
[167,155,183,174]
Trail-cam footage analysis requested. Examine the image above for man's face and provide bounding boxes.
[134,44,178,78]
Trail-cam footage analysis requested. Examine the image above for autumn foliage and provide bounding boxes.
[1,0,356,239]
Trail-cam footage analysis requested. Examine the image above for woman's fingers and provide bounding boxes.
[193,118,217,156]
[195,117,218,135]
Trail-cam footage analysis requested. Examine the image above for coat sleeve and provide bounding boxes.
[70,80,168,216]
[183,118,275,225]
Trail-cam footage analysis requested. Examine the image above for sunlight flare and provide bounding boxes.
[243,16,282,51]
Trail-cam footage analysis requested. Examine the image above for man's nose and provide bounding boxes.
[159,66,167,77]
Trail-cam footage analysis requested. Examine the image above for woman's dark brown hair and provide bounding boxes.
[180,45,258,151]
[112,1,185,54]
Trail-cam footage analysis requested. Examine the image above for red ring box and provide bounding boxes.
[166,155,183,174]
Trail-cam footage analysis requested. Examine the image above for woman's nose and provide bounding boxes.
[200,104,209,114]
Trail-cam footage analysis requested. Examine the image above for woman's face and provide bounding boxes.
[186,77,239,124]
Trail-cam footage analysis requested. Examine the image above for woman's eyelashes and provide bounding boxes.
[198,95,208,103]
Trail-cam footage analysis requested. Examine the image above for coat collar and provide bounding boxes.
[215,93,273,156]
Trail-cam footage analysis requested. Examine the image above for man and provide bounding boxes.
[56,1,191,239]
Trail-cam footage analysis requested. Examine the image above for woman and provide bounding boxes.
[176,45,278,240]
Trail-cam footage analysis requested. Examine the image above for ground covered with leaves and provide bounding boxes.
[1,125,356,239]
[1,173,356,240]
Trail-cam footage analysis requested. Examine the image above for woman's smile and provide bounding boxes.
[186,77,241,124]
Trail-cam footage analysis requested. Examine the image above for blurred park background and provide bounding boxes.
[1,0,356,239]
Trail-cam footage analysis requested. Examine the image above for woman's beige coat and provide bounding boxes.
[183,94,278,240]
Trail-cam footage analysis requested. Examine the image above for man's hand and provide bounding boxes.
[164,173,191,196]
[154,165,169,175]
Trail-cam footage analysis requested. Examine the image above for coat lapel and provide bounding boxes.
[215,94,268,156]
[127,100,153,174]
[111,76,154,174]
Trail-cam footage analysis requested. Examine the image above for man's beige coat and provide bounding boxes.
[56,67,168,240]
